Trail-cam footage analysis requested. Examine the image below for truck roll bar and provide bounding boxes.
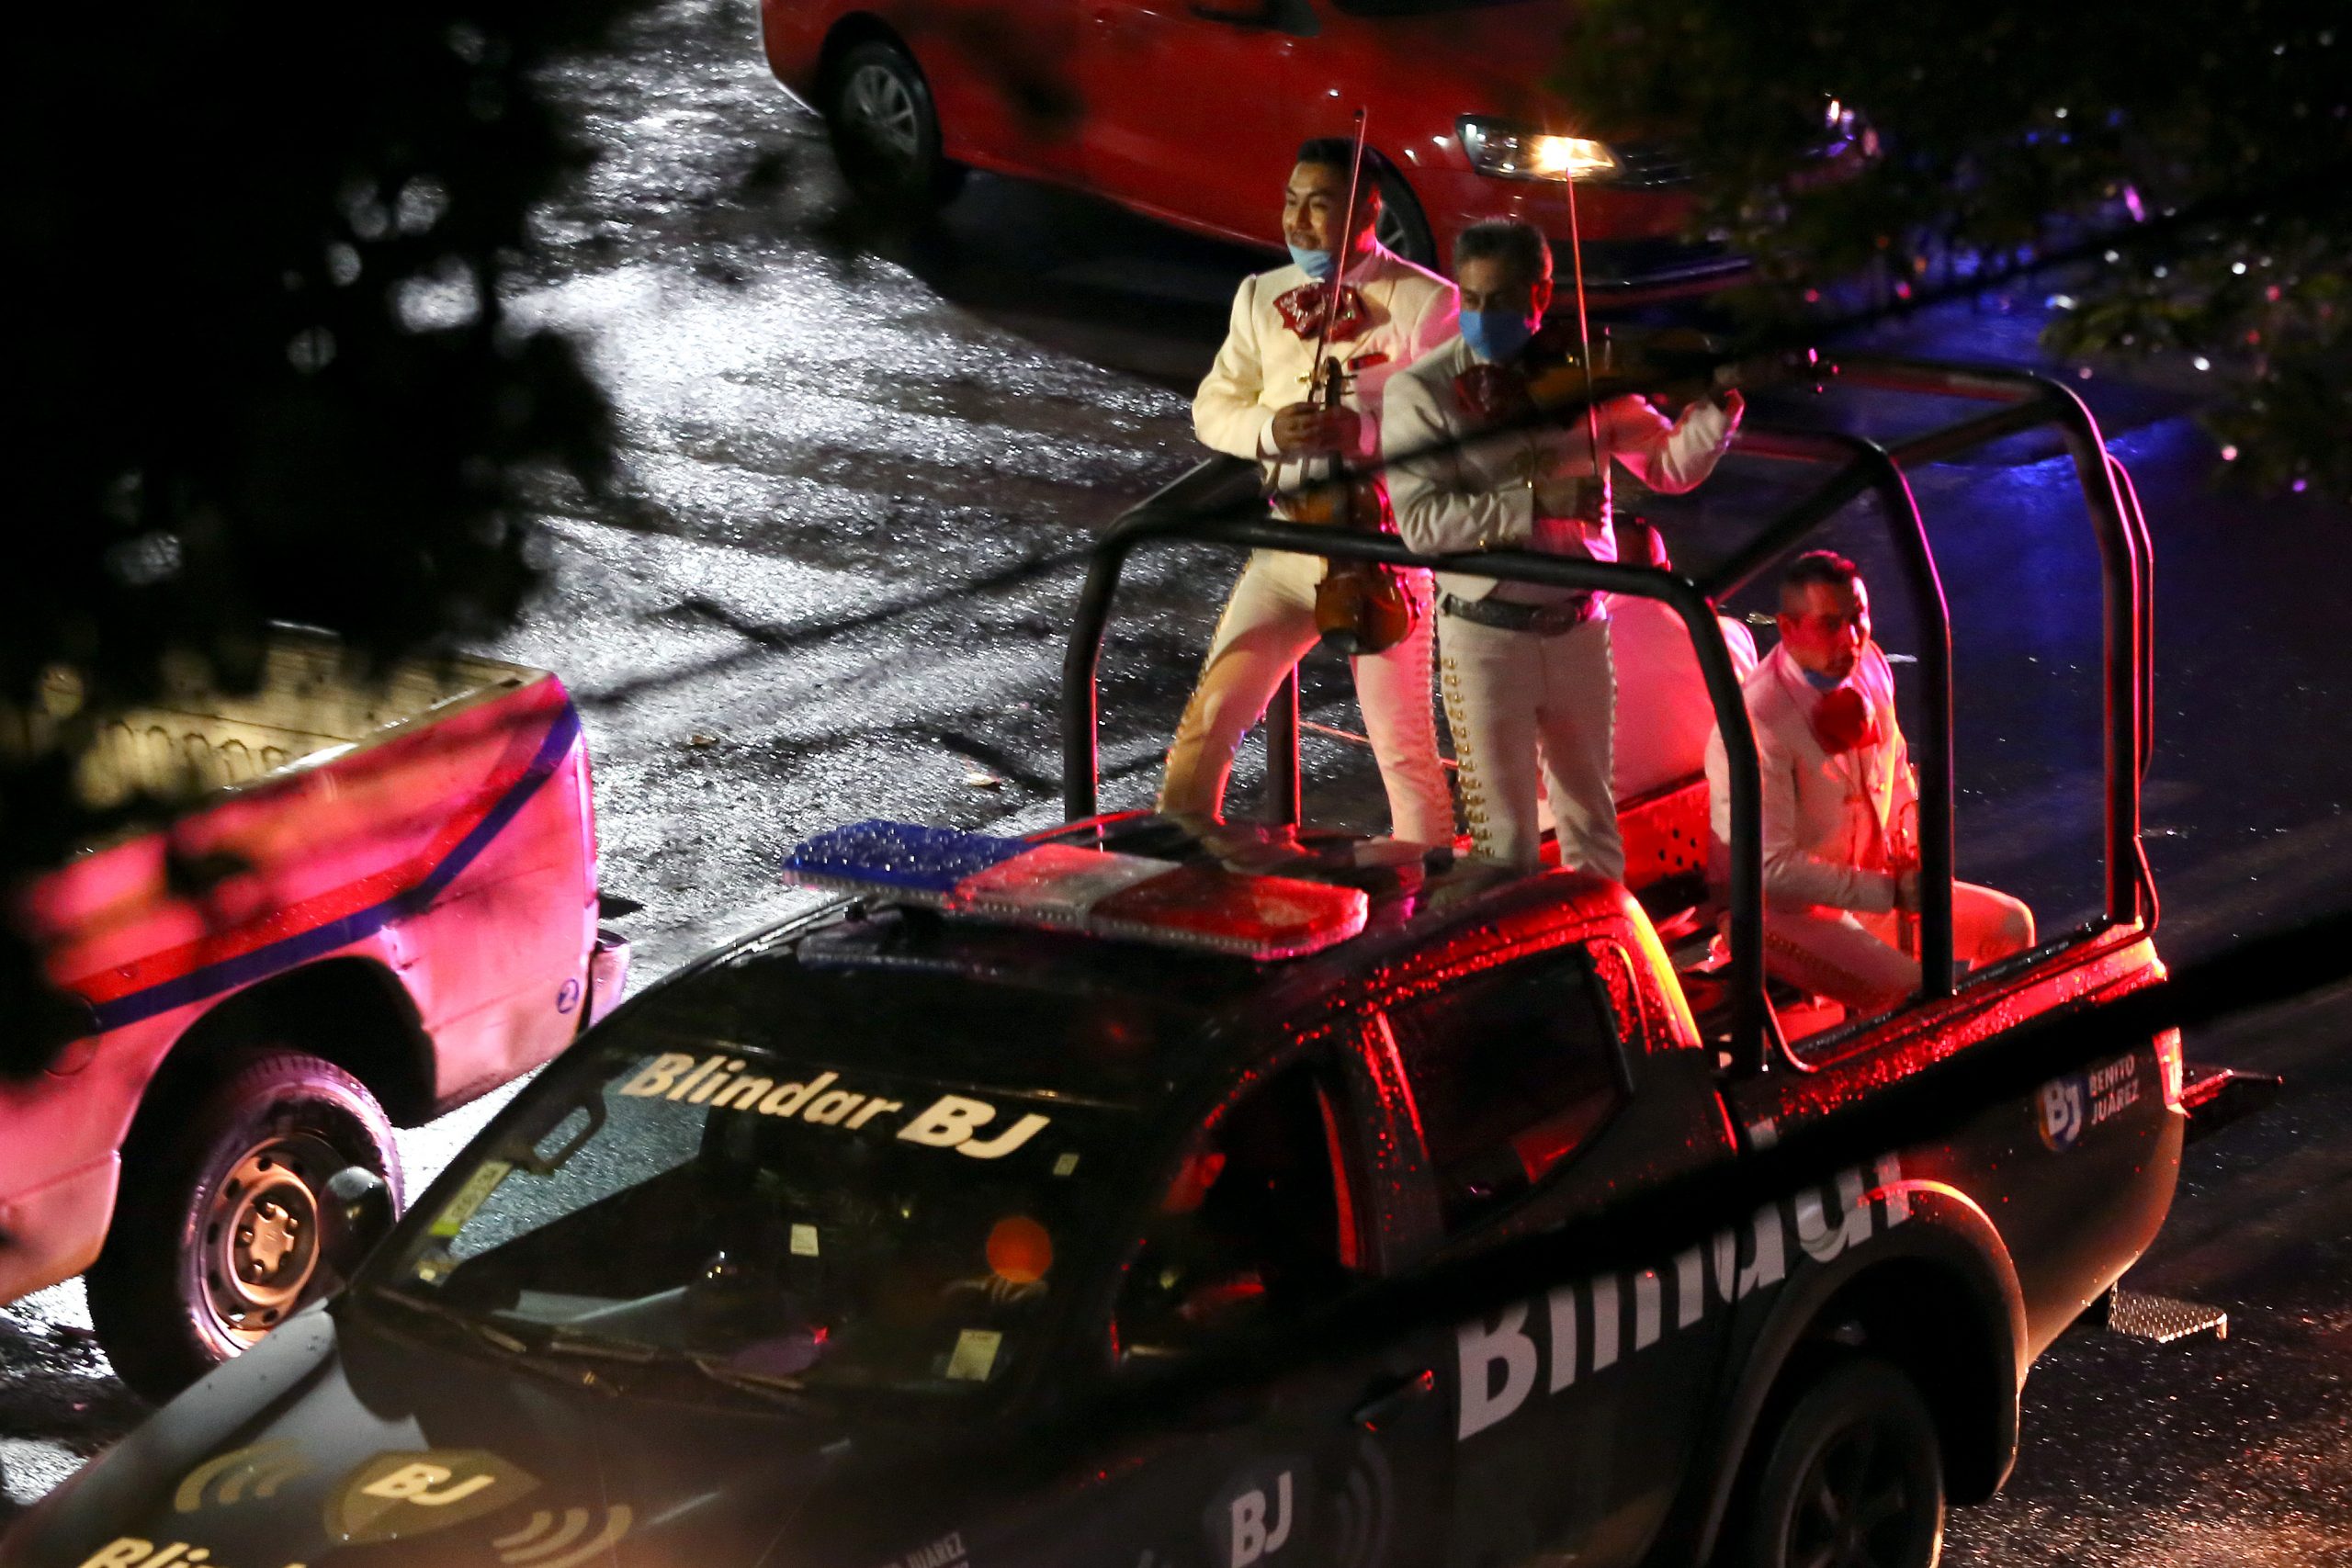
[1058,354,2154,1075]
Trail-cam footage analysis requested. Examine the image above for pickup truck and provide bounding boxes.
[0,636,626,1399]
[0,355,2186,1568]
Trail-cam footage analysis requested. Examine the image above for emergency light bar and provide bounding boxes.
[782,820,1367,960]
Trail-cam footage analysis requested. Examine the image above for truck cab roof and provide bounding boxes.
[639,815,1644,1110]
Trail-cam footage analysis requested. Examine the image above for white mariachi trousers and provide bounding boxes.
[1159,548,1453,844]
[1761,884,2037,1014]
[1438,608,1623,881]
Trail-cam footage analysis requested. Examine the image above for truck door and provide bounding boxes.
[1072,0,1317,240]
[1066,1048,1453,1568]
[1373,941,1736,1568]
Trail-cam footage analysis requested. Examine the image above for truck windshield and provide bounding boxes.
[371,1033,1131,1404]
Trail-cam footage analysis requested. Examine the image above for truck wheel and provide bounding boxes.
[824,39,964,213]
[86,1049,402,1402]
[1735,1358,1946,1568]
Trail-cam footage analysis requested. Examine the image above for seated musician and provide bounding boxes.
[1702,551,2035,1014]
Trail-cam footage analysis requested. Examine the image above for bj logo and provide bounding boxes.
[326,1450,539,1545]
[2039,1077,2086,1152]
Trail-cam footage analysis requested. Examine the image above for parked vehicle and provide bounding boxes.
[0,636,627,1399]
[759,0,1804,297]
[0,359,2209,1568]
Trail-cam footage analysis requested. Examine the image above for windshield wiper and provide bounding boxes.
[686,1357,827,1413]
[364,1285,533,1354]
[361,1287,624,1393]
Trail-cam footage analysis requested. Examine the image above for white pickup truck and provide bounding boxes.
[0,637,625,1398]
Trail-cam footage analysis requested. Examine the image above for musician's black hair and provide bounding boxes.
[1782,549,1864,600]
[1295,138,1376,194]
[1453,220,1552,283]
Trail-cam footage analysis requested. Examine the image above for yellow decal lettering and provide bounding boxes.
[758,1072,835,1119]
[667,1055,727,1101]
[845,1098,902,1130]
[78,1543,153,1568]
[956,1112,1050,1160]
[685,1060,747,1105]
[618,1054,695,1098]
[898,1095,997,1148]
[804,1089,865,1126]
[707,1076,774,1111]
[359,1463,495,1507]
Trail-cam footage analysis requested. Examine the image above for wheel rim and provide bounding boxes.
[1374,199,1412,257]
[1785,1418,1921,1568]
[198,1135,337,1350]
[842,62,922,163]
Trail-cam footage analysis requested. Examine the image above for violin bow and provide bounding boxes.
[1306,107,1371,409]
[1560,141,1608,505]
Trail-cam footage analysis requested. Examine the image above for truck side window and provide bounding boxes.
[1115,1063,1358,1361]
[1383,947,1625,1230]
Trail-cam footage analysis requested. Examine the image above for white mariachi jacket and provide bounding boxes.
[1193,241,1458,498]
[1703,641,1920,916]
[1384,335,1739,603]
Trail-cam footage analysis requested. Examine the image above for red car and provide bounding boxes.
[759,0,1769,298]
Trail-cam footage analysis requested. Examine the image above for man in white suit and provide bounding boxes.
[1702,550,2035,1013]
[1159,139,1458,844]
[1385,220,1742,876]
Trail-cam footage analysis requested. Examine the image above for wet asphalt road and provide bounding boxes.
[4,0,2348,1559]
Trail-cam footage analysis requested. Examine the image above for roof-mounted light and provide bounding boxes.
[782,821,1367,960]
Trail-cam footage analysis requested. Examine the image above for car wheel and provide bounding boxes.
[824,39,965,212]
[1735,1358,1946,1568]
[1373,166,1436,268]
[86,1049,402,1402]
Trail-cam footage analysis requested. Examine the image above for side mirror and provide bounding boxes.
[322,1166,398,1269]
[1189,0,1272,23]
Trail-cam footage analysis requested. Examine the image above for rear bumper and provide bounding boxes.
[0,1156,118,1304]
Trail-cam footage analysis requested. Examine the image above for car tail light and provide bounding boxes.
[2153,1027,2185,1111]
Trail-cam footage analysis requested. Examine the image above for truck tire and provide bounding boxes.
[86,1049,402,1402]
[1733,1357,1947,1568]
[824,39,965,213]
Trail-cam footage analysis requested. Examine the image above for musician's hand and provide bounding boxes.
[1532,475,1591,522]
[1319,405,1363,457]
[1270,402,1355,457]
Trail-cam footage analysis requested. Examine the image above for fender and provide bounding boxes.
[1681,1179,2028,1564]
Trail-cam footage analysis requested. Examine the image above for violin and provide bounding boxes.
[1300,355,1419,656]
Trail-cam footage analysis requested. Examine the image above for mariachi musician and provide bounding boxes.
[1385,220,1742,876]
[1159,136,1457,845]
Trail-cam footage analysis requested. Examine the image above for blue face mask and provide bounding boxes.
[1288,244,1336,281]
[1461,308,1537,364]
[1798,664,1846,692]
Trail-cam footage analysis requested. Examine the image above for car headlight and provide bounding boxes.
[1457,117,1621,182]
